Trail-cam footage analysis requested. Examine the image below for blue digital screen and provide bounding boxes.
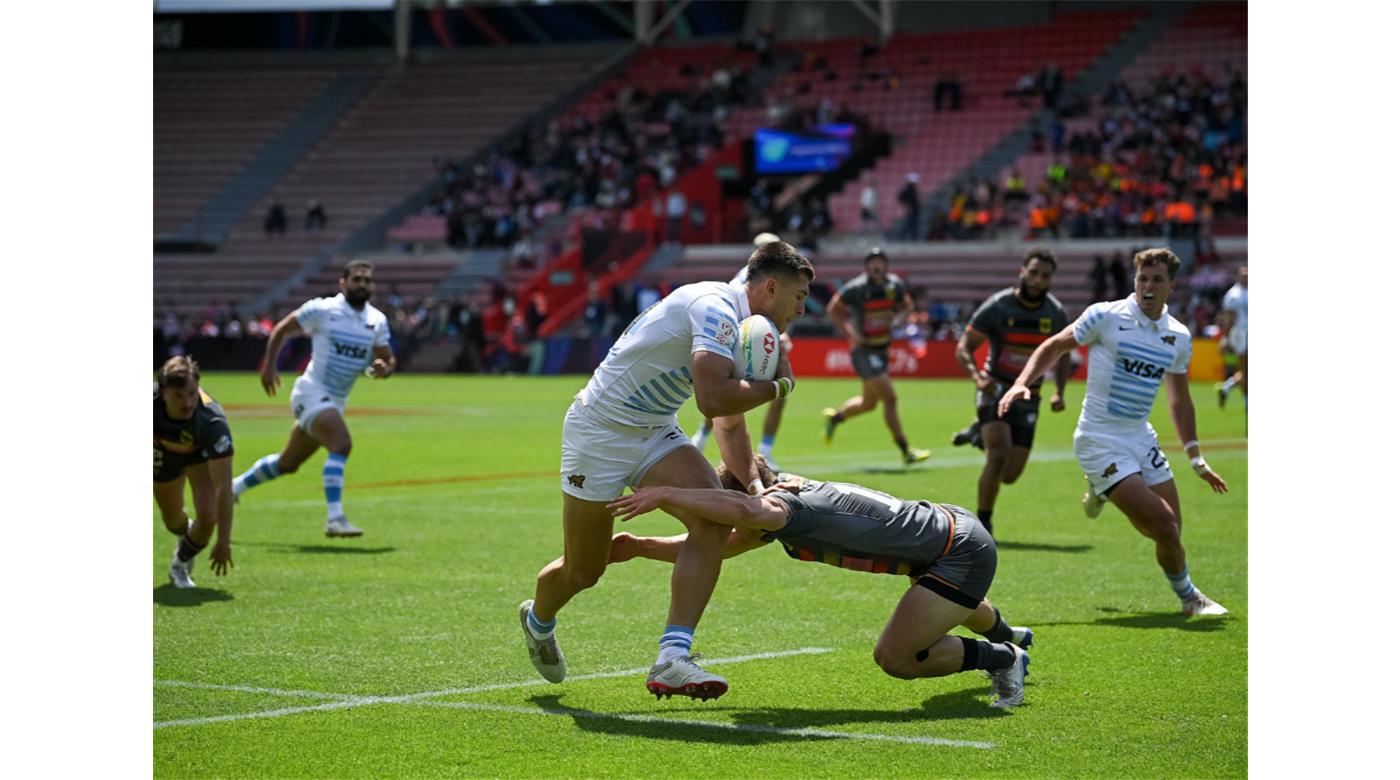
[753,126,853,174]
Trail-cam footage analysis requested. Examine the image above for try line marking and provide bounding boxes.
[154,646,995,749]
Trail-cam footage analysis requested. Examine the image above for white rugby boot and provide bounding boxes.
[325,515,363,538]
[1082,485,1106,519]
[1010,626,1034,650]
[519,600,566,683]
[646,653,728,701]
[1181,590,1229,617]
[989,643,1030,708]
[168,550,196,589]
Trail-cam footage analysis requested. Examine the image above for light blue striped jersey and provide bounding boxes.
[295,293,391,400]
[1072,296,1191,433]
[576,281,750,427]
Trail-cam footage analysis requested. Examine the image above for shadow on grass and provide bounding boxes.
[858,466,923,475]
[153,583,234,607]
[238,541,397,556]
[1039,607,1231,632]
[524,683,1005,746]
[994,540,1094,554]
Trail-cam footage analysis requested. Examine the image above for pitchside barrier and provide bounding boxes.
[531,337,1228,382]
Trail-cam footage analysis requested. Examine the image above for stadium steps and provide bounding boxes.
[157,73,374,246]
[914,3,1191,238]
[432,249,510,300]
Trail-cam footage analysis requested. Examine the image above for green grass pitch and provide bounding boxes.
[154,373,1247,778]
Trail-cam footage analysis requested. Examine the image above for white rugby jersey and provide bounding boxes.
[730,265,749,285]
[294,293,391,400]
[1222,282,1247,340]
[1072,296,1191,434]
[577,281,751,427]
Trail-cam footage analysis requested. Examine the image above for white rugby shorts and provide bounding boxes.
[559,401,692,501]
[1074,423,1174,498]
[1227,326,1247,354]
[290,376,347,433]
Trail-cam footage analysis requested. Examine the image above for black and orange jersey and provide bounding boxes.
[837,273,908,349]
[764,478,958,577]
[154,384,233,481]
[968,288,1069,387]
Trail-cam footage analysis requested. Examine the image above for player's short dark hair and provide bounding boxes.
[1023,247,1058,271]
[158,356,200,389]
[1132,247,1181,280]
[342,259,375,279]
[864,247,889,266]
[745,241,815,284]
[715,455,779,493]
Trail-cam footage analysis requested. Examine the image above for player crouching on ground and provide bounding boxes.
[153,356,235,588]
[607,458,1033,708]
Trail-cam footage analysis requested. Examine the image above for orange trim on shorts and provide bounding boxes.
[935,504,957,557]
[922,572,960,590]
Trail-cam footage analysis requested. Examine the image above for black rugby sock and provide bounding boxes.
[959,637,1016,672]
[895,437,910,455]
[177,531,207,563]
[976,509,994,534]
[975,607,1015,644]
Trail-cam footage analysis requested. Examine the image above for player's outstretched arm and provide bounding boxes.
[260,313,304,396]
[691,351,791,419]
[1051,351,1073,412]
[713,413,760,492]
[607,485,790,531]
[610,527,770,565]
[207,456,235,575]
[1165,372,1228,493]
[999,325,1077,416]
[827,295,861,349]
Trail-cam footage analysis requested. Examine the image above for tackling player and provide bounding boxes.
[153,357,235,588]
[520,240,813,701]
[607,458,1033,708]
[999,248,1229,616]
[691,232,792,469]
[1216,266,1247,409]
[231,259,396,537]
[950,249,1071,535]
[821,248,930,465]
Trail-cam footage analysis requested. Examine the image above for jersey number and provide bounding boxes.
[830,483,902,511]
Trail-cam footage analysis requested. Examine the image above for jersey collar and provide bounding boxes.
[727,280,753,320]
[1127,295,1169,330]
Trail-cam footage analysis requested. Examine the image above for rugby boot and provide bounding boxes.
[646,653,728,701]
[951,421,981,448]
[168,550,196,589]
[325,515,363,538]
[1181,590,1229,617]
[519,600,566,683]
[1216,382,1228,409]
[822,408,840,445]
[1011,626,1034,650]
[903,447,931,465]
[989,643,1030,708]
[1082,483,1105,519]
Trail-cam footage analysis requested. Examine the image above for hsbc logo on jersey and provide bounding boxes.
[1120,359,1165,380]
[334,342,369,359]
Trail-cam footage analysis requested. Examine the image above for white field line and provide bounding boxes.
[413,699,996,750]
[154,647,832,730]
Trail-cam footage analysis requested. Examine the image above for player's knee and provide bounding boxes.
[984,447,1009,472]
[160,509,188,535]
[330,436,352,456]
[1001,463,1026,484]
[858,396,877,411]
[565,562,607,592]
[278,459,301,475]
[872,644,918,680]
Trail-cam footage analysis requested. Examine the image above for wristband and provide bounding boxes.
[747,478,765,496]
[774,376,794,400]
[1182,439,1199,453]
[1190,455,1209,475]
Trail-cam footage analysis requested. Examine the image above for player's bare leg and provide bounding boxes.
[636,445,731,700]
[154,472,212,588]
[533,495,615,621]
[1109,475,1226,615]
[303,410,358,536]
[873,587,1028,707]
[153,475,191,536]
[870,375,927,464]
[977,421,1013,533]
[521,493,615,683]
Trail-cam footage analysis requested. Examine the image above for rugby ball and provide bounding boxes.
[735,315,781,381]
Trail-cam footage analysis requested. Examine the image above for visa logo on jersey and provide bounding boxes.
[334,342,369,359]
[1120,359,1165,380]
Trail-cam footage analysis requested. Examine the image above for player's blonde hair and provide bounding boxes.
[1132,247,1181,279]
[158,356,200,389]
